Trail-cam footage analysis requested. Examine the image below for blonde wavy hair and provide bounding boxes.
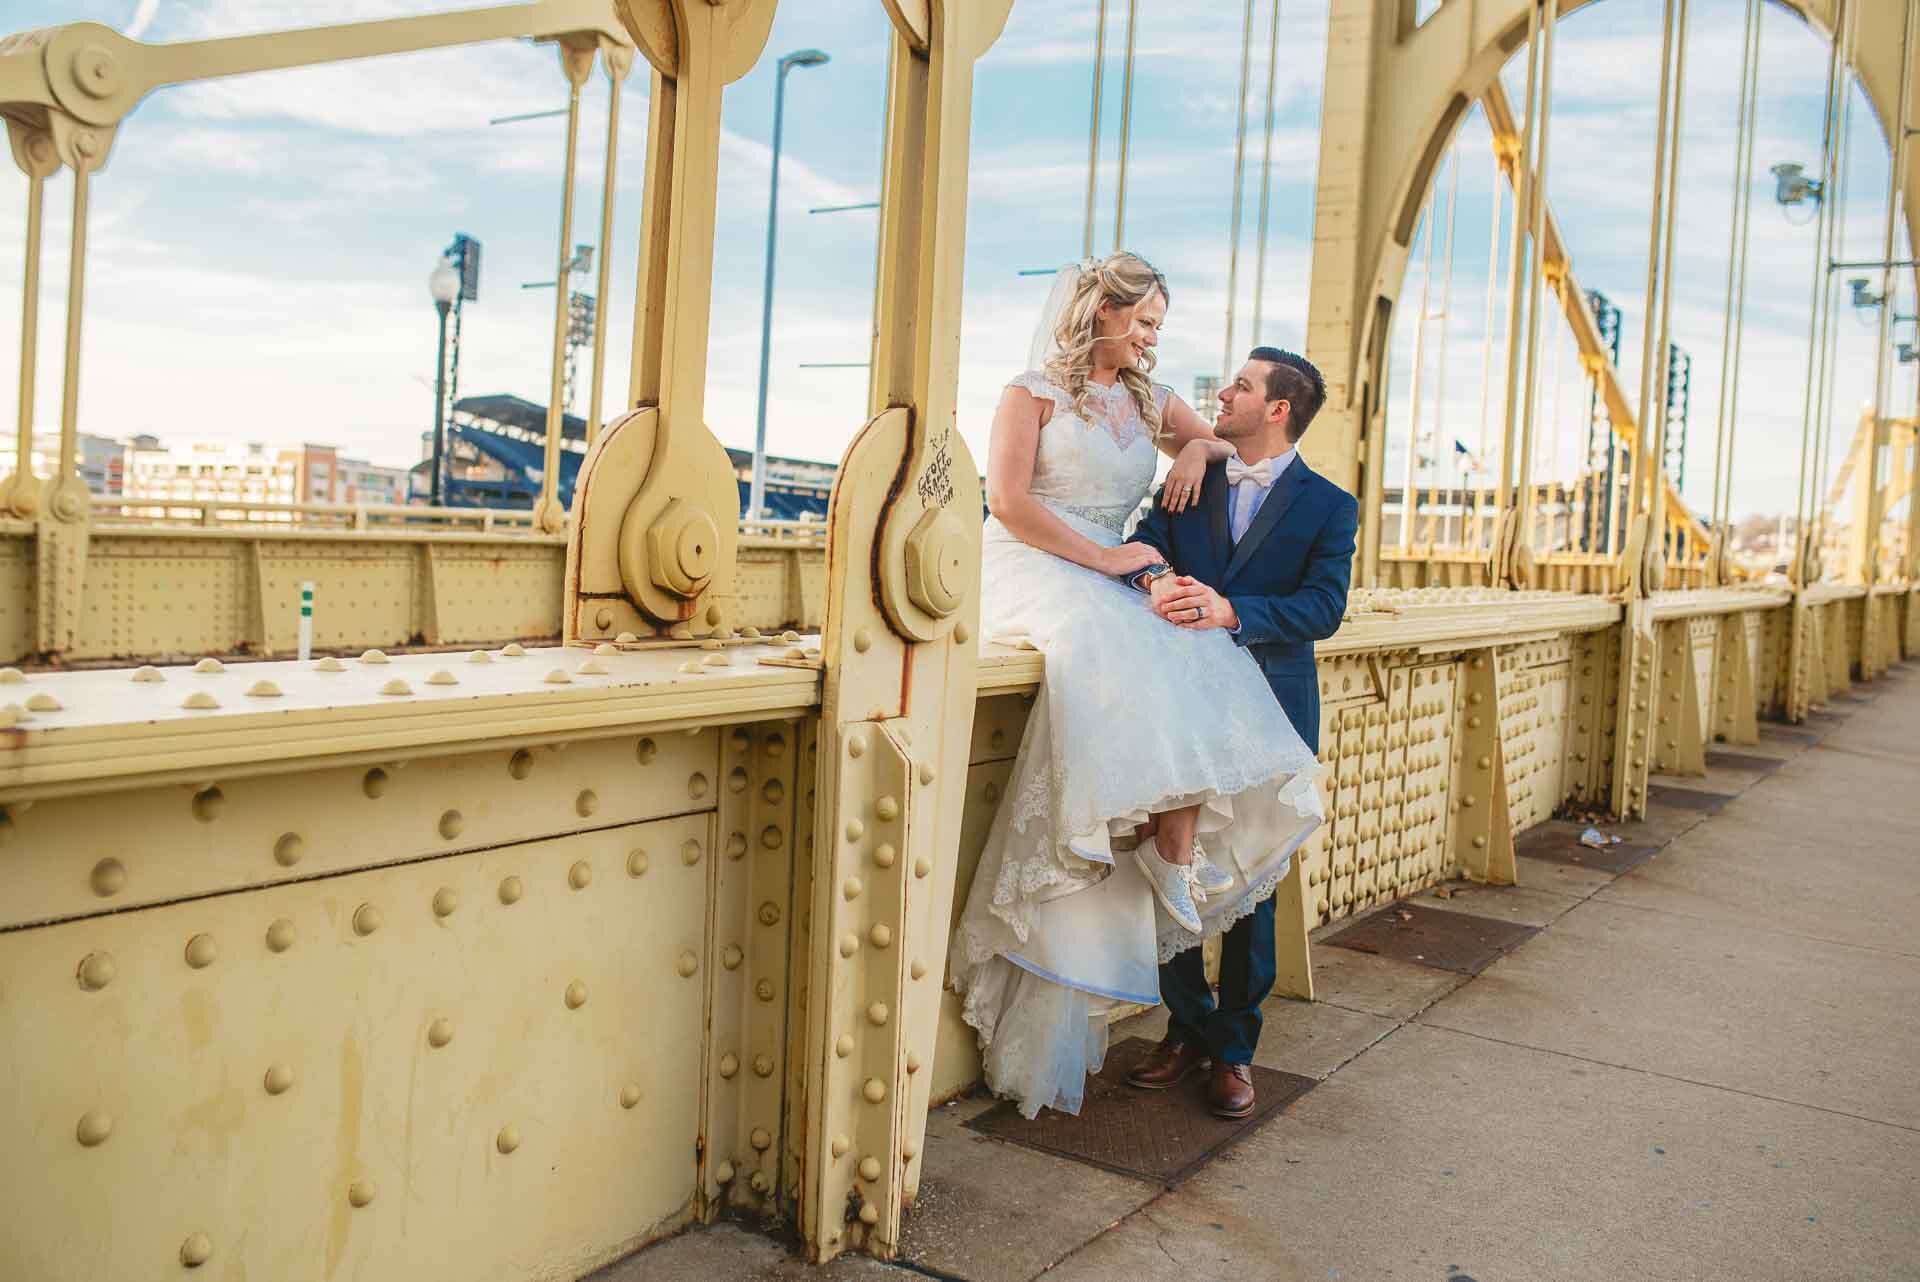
[1042,251,1169,439]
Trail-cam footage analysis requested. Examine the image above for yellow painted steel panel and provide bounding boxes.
[0,814,712,1282]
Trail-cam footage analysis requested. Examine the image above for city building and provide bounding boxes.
[0,431,127,497]
[1193,374,1223,413]
[122,440,300,519]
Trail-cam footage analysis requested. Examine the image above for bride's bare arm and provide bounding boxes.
[986,386,1165,578]
[1154,393,1234,514]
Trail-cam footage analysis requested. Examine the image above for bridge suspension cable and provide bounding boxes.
[1477,144,1508,551]
[1863,0,1916,582]
[1514,0,1560,560]
[1628,0,1685,579]
[1795,0,1855,582]
[1709,0,1764,555]
[1222,0,1257,372]
[1112,0,1140,248]
[1401,190,1437,552]
[1425,143,1460,547]
[1083,0,1107,259]
[1250,0,1283,341]
[1811,4,1860,555]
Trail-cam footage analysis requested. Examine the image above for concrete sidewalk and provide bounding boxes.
[601,661,1920,1282]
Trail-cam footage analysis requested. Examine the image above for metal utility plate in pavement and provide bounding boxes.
[965,1037,1315,1186]
[1704,750,1785,774]
[1645,784,1732,814]
[1322,902,1537,975]
[1516,824,1661,875]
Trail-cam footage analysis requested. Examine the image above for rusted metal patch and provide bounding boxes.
[964,1038,1315,1186]
[1322,903,1537,975]
[1645,784,1731,814]
[1704,750,1784,774]
[1515,825,1661,875]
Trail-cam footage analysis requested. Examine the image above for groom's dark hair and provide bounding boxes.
[1248,346,1326,440]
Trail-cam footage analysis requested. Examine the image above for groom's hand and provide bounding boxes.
[1151,574,1237,632]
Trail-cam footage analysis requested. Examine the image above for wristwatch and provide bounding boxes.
[1129,561,1173,592]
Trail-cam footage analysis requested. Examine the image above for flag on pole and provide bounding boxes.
[1453,440,1483,472]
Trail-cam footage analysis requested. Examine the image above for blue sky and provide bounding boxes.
[0,0,1906,524]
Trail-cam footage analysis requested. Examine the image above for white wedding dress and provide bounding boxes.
[950,370,1324,1118]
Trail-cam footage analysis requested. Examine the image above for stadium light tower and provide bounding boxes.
[428,257,460,507]
[750,48,831,522]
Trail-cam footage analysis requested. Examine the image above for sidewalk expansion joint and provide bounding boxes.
[1410,1019,1920,1135]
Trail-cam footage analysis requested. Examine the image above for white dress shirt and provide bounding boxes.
[1229,447,1297,544]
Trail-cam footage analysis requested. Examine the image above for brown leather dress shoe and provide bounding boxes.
[1125,1037,1207,1090]
[1208,1063,1256,1118]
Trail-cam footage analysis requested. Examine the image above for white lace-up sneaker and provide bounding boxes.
[1189,844,1234,898]
[1132,841,1203,933]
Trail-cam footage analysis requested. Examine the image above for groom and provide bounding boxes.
[1119,346,1357,1118]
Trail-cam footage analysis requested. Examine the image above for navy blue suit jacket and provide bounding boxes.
[1128,456,1358,754]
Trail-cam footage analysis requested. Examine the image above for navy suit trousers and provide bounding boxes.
[1159,673,1320,1065]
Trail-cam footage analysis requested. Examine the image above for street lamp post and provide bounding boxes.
[750,48,830,522]
[429,258,459,507]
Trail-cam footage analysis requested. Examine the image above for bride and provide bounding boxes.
[949,252,1323,1118]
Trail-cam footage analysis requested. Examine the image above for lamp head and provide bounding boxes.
[781,48,830,71]
[429,259,459,307]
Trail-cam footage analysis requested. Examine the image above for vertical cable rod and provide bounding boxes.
[1221,0,1258,372]
[1082,0,1108,260]
[1111,0,1141,248]
[1250,0,1284,339]
[1426,144,1461,547]
[1401,194,1437,550]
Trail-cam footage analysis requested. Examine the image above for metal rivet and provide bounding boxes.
[245,680,282,699]
[181,691,219,710]
[859,1203,880,1226]
[715,1160,736,1184]
[379,679,413,697]
[751,1127,772,1152]
[193,657,225,674]
[496,1125,520,1155]
[831,1134,851,1158]
[185,933,217,968]
[544,668,572,685]
[913,857,931,878]
[264,1063,294,1096]
[439,810,463,840]
[509,749,533,780]
[265,919,296,952]
[835,1034,855,1058]
[352,905,382,936]
[90,857,125,897]
[689,773,709,799]
[722,944,744,970]
[192,786,224,821]
[905,1052,921,1074]
[180,1232,213,1268]
[845,819,865,842]
[427,886,458,918]
[682,839,703,866]
[840,933,859,957]
[498,875,523,905]
[918,762,936,785]
[756,979,775,1001]
[636,737,658,765]
[954,621,971,644]
[348,1180,376,1208]
[565,980,589,1008]
[873,843,897,868]
[569,860,593,890]
[627,849,649,877]
[76,1109,112,1146]
[762,779,786,805]
[753,1054,774,1077]
[867,1002,889,1026]
[426,669,458,686]
[910,959,927,980]
[859,1156,882,1181]
[132,665,164,683]
[677,951,698,978]
[875,796,899,821]
[362,769,388,799]
[760,825,782,851]
[853,628,873,653]
[843,876,863,900]
[848,734,867,758]
[727,767,749,794]
[758,901,781,926]
[869,924,892,949]
[902,1139,919,1160]
[863,1078,886,1103]
[719,1052,740,1079]
[272,832,303,868]
[427,1018,453,1048]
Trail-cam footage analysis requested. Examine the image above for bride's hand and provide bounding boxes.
[1162,440,1212,513]
[1097,542,1166,578]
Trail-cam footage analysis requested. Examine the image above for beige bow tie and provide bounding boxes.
[1225,457,1274,488]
